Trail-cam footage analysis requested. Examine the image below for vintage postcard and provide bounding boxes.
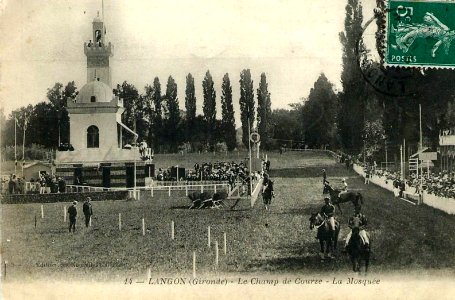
[1,0,455,299]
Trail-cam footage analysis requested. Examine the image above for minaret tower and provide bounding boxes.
[84,11,113,86]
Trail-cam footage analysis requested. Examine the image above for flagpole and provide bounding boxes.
[14,113,17,175]
[419,104,423,201]
[22,113,27,177]
[248,116,252,197]
[419,104,423,150]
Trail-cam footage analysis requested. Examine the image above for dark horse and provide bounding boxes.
[262,179,274,209]
[346,216,370,273]
[188,191,228,209]
[322,183,363,214]
[309,213,340,259]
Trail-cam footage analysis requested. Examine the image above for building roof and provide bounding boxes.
[23,161,51,169]
[76,80,114,103]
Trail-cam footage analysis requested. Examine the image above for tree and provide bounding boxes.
[185,73,197,149]
[46,81,77,145]
[134,94,150,142]
[257,73,272,149]
[362,119,386,161]
[271,107,302,148]
[114,81,140,145]
[338,0,366,153]
[301,74,338,148]
[202,70,217,150]
[145,77,163,151]
[221,73,237,151]
[239,69,255,148]
[164,76,181,152]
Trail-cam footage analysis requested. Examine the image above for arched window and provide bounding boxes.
[90,96,96,102]
[87,125,99,148]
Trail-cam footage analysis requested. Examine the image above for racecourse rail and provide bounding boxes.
[351,163,455,215]
[280,148,455,215]
[14,148,455,214]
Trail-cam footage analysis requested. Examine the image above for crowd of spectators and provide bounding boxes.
[359,160,455,199]
[2,173,66,195]
[156,159,271,191]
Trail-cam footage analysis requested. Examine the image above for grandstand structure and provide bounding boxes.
[439,130,455,171]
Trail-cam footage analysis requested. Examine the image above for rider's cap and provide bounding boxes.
[324,196,330,200]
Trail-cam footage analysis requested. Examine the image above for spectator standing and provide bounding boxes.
[8,175,16,194]
[82,197,93,227]
[39,175,46,194]
[58,177,66,193]
[364,166,370,184]
[67,201,78,233]
[322,169,327,184]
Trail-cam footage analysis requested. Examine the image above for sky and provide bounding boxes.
[0,0,377,122]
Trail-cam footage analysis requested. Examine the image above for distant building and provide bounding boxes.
[439,129,455,171]
[23,162,53,181]
[55,12,153,188]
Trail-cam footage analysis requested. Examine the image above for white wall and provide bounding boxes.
[70,113,118,150]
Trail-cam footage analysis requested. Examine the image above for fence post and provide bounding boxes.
[214,185,217,193]
[207,226,211,248]
[142,218,145,236]
[185,185,188,196]
[215,241,219,269]
[168,186,171,197]
[171,221,175,240]
[151,187,154,198]
[192,252,196,279]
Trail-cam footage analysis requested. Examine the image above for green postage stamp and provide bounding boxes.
[385,0,455,68]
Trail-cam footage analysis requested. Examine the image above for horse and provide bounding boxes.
[262,179,274,209]
[309,212,340,259]
[346,216,370,273]
[323,183,363,214]
[188,190,228,209]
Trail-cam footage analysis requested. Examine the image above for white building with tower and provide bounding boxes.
[55,11,153,188]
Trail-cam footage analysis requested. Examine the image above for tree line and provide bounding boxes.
[1,70,274,155]
[4,0,455,162]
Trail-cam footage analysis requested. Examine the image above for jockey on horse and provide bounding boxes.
[320,196,336,238]
[345,205,370,250]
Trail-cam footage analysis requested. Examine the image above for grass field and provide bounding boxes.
[1,151,455,282]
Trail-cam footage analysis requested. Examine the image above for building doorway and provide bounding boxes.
[74,167,83,185]
[126,164,134,188]
[102,166,111,188]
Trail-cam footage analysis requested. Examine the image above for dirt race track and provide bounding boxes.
[1,151,455,282]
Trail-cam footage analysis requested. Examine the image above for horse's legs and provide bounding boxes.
[333,229,339,250]
[319,239,324,253]
[337,203,343,215]
[365,254,370,274]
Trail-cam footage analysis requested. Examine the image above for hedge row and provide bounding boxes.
[1,191,129,204]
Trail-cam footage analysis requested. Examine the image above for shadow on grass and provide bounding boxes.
[269,165,350,178]
[169,206,191,210]
[245,254,348,273]
[240,238,353,273]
